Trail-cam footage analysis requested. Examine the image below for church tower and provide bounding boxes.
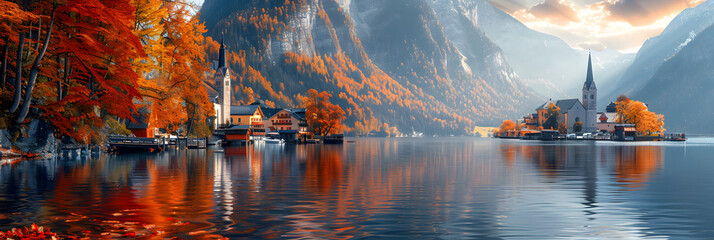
[582,53,597,133]
[214,36,232,126]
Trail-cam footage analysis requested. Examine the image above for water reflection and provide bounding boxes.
[0,138,709,239]
[499,142,663,190]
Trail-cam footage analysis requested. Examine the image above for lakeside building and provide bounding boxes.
[264,109,308,132]
[229,104,266,138]
[522,53,598,133]
[534,99,586,134]
[597,102,619,133]
[126,107,158,138]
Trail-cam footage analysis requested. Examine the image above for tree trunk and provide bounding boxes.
[1,42,8,88]
[9,33,25,113]
[16,6,56,124]
[63,58,71,99]
[56,56,61,101]
[35,19,41,51]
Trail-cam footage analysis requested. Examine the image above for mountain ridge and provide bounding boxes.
[199,0,538,134]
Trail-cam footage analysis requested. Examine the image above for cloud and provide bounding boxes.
[488,0,704,52]
[597,0,703,26]
[524,0,581,25]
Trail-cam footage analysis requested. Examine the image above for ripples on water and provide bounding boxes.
[1,138,714,239]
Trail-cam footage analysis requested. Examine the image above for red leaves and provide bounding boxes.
[0,223,57,240]
[20,0,146,144]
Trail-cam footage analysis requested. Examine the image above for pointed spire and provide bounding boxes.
[218,31,227,69]
[584,52,594,89]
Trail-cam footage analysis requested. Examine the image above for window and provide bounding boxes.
[590,94,594,99]
[225,81,229,86]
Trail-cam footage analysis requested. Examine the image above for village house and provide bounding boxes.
[597,102,619,133]
[230,104,266,138]
[533,99,586,133]
[125,106,158,138]
[264,109,308,132]
[522,53,598,134]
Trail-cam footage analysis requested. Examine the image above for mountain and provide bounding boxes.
[631,24,714,133]
[454,0,633,103]
[606,0,714,102]
[199,0,538,134]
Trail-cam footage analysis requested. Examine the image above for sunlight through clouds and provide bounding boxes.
[490,0,704,52]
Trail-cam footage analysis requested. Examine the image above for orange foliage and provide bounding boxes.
[132,0,214,137]
[299,89,346,136]
[615,95,665,135]
[14,0,147,143]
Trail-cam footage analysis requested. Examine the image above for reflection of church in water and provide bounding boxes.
[500,143,663,209]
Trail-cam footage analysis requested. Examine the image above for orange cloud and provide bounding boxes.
[489,0,705,52]
[527,0,581,25]
[597,0,703,26]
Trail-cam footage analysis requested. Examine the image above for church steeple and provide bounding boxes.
[584,52,595,90]
[218,34,227,69]
[581,52,598,133]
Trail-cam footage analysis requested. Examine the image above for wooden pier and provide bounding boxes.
[108,136,169,153]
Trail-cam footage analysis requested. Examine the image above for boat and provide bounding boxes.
[323,134,344,144]
[264,133,285,144]
[264,138,285,144]
[411,128,424,138]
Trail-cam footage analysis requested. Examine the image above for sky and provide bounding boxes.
[487,0,705,53]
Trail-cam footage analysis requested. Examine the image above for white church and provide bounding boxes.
[205,37,232,128]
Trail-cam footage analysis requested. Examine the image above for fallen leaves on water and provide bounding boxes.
[0,223,57,240]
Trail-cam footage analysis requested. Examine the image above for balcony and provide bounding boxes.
[273,122,292,126]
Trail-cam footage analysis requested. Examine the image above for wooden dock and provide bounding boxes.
[108,136,170,153]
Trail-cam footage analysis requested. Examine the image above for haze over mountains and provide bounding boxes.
[199,0,714,133]
[624,0,714,133]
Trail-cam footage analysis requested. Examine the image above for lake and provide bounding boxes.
[1,137,714,239]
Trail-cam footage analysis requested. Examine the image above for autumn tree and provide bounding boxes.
[615,95,665,135]
[0,0,147,144]
[542,103,561,130]
[558,123,567,134]
[299,89,346,136]
[132,0,214,137]
[497,120,516,133]
[573,121,583,133]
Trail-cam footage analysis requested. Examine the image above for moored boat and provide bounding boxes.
[323,134,344,144]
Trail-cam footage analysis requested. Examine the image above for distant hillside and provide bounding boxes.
[199,0,538,134]
[606,0,714,102]
[632,24,714,133]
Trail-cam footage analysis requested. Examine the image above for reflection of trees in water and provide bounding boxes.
[304,145,343,193]
[42,151,216,237]
[614,146,663,189]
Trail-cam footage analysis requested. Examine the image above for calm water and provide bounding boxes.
[1,138,714,239]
